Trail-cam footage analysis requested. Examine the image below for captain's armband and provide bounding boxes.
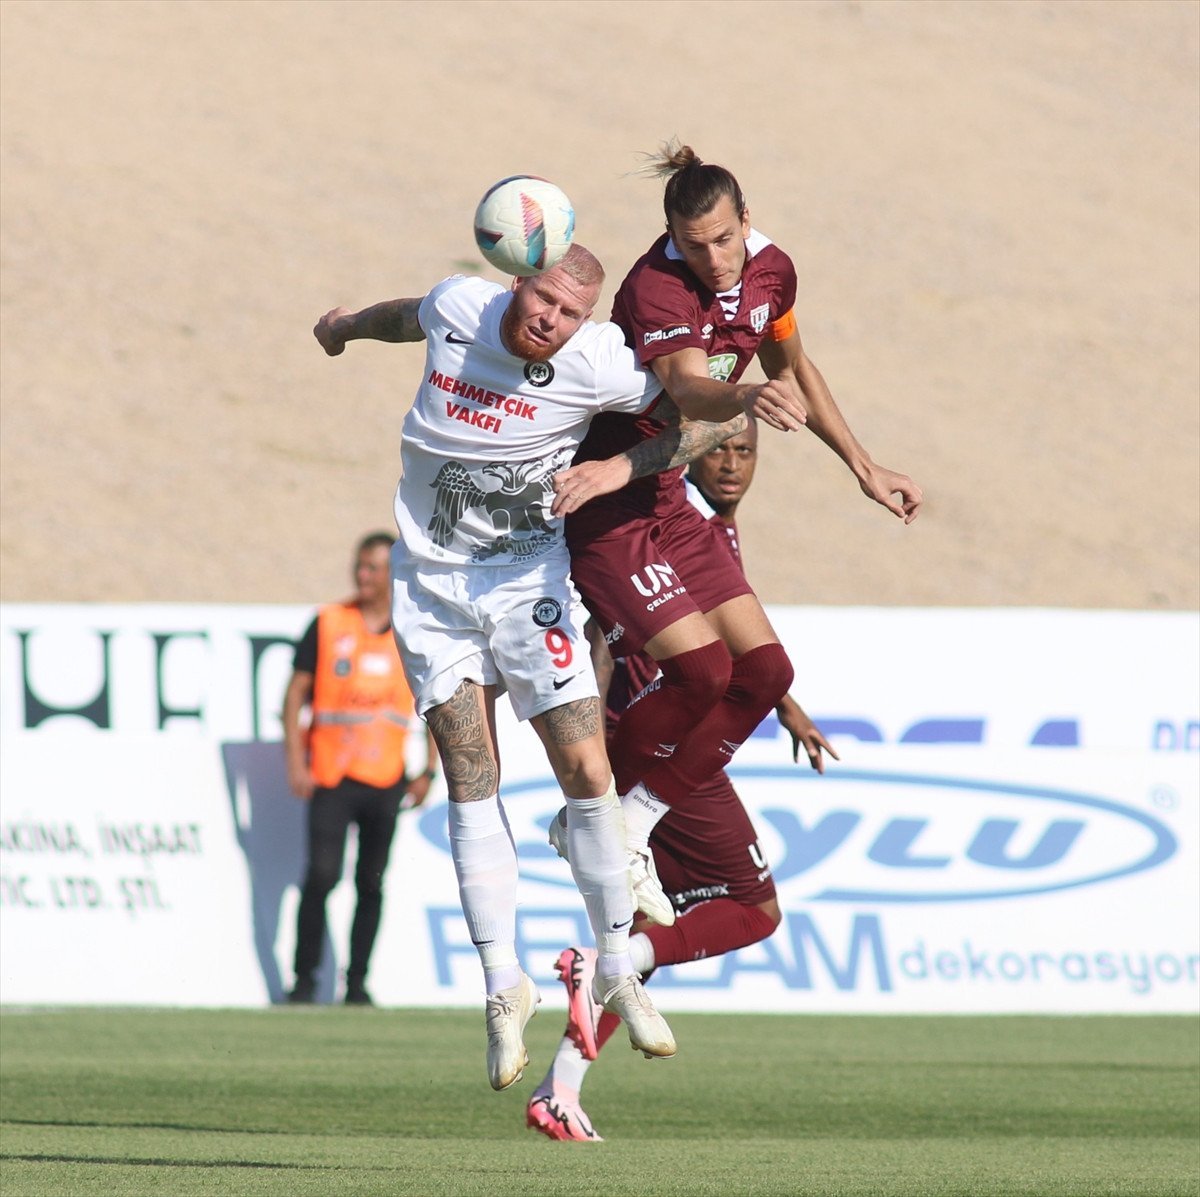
[769,308,797,342]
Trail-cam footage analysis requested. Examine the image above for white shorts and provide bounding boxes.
[390,543,599,721]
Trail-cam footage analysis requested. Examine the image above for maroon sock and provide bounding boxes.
[608,640,732,793]
[594,1010,622,1052]
[643,642,794,804]
[643,899,779,966]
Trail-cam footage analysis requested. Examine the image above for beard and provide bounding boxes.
[500,307,557,363]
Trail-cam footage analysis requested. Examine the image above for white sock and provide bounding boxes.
[621,782,670,853]
[565,780,635,978]
[447,795,520,993]
[629,932,656,976]
[538,1036,592,1100]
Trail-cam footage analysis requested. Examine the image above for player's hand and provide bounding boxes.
[744,379,806,432]
[551,456,634,516]
[314,307,352,356]
[860,464,923,524]
[778,696,839,774]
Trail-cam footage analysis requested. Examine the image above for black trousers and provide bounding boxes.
[294,776,404,985]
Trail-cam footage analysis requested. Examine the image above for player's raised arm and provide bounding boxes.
[756,328,923,524]
[550,396,748,517]
[313,298,427,355]
[647,346,806,432]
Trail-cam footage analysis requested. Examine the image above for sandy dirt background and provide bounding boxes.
[1,0,1197,611]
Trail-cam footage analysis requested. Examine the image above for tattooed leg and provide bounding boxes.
[425,681,500,803]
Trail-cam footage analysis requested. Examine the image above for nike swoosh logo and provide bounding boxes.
[610,918,633,931]
[551,672,583,691]
[445,332,473,345]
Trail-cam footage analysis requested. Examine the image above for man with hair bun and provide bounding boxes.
[552,142,923,923]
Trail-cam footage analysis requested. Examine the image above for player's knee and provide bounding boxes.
[755,898,782,934]
[557,763,613,799]
[655,640,734,715]
[553,749,613,801]
[730,642,794,711]
[742,902,781,946]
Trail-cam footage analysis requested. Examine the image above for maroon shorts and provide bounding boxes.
[566,502,753,657]
[649,771,777,912]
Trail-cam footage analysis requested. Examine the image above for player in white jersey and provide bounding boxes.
[313,245,749,1091]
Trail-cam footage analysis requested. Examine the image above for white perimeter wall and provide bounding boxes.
[1,604,1196,1014]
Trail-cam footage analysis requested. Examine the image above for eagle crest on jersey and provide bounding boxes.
[427,459,559,562]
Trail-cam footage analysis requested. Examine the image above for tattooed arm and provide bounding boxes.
[550,393,747,517]
[313,298,426,356]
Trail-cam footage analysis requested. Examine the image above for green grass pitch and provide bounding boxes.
[1,1008,1196,1196]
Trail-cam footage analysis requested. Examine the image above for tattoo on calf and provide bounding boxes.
[426,683,498,801]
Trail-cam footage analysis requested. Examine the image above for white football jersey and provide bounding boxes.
[395,276,662,566]
[684,477,715,517]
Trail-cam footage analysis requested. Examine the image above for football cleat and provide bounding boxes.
[526,1090,603,1142]
[548,805,570,861]
[548,805,676,928]
[628,846,676,927]
[485,973,540,1091]
[555,946,604,1061]
[592,972,676,1059]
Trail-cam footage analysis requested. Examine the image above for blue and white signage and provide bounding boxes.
[1,604,1196,1013]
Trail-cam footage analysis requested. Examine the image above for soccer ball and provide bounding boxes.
[473,176,575,277]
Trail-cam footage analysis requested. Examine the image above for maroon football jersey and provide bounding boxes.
[571,230,797,525]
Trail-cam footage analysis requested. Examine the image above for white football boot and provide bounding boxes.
[592,972,676,1059]
[485,973,540,1091]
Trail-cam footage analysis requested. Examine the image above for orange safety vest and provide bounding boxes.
[308,603,415,789]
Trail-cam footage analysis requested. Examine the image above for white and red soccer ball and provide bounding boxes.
[473,176,575,277]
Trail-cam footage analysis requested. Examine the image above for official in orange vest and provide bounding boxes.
[283,531,438,1005]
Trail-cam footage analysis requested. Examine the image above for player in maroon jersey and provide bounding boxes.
[551,143,922,923]
[528,420,840,1142]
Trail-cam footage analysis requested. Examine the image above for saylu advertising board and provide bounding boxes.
[1,605,1196,1011]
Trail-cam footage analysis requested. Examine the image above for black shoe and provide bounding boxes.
[344,982,374,1006]
[287,977,316,1004]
